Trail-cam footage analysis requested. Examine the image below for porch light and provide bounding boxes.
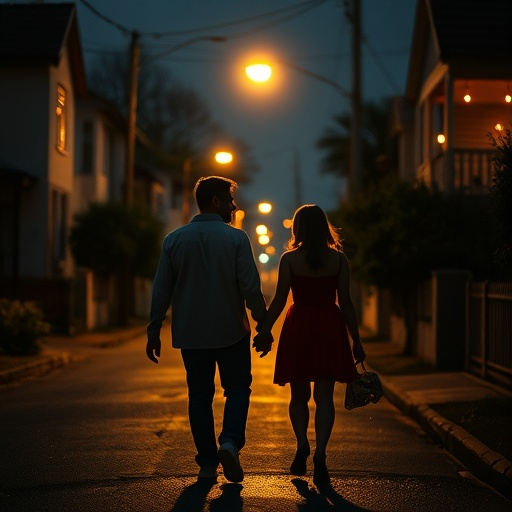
[495,123,504,131]
[464,82,471,103]
[437,134,446,144]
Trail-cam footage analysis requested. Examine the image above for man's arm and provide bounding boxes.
[146,240,174,363]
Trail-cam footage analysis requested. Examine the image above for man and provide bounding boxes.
[146,176,273,482]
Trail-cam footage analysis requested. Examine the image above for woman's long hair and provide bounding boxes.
[288,204,342,271]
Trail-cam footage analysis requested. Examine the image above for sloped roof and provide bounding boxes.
[0,3,86,94]
[406,0,512,100]
[430,0,512,60]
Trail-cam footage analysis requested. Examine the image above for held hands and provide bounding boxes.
[352,340,366,365]
[146,337,161,363]
[252,331,274,358]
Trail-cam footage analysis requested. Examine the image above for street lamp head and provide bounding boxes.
[215,151,233,164]
[258,201,272,214]
[245,63,272,83]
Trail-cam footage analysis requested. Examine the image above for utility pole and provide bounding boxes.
[293,147,303,208]
[349,0,362,197]
[124,30,139,206]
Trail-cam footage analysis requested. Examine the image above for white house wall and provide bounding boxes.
[0,66,51,277]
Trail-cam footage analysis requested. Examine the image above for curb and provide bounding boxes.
[0,325,146,387]
[382,378,512,501]
[0,352,72,386]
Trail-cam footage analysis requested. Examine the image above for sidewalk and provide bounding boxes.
[0,326,511,500]
[0,322,146,386]
[364,339,512,501]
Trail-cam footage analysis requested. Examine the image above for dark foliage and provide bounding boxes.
[489,127,512,277]
[69,202,163,279]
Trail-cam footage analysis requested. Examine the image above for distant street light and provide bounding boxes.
[214,151,233,164]
[255,224,268,235]
[182,150,234,224]
[258,202,272,214]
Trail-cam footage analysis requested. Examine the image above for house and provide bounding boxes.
[0,3,181,332]
[379,0,512,383]
[393,0,512,192]
[0,3,87,331]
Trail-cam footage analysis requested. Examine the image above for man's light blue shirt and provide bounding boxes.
[147,213,267,349]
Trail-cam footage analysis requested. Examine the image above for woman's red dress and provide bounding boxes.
[273,273,360,385]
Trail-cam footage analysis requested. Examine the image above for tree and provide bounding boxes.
[332,177,493,354]
[70,202,162,278]
[69,202,163,325]
[88,46,257,185]
[489,126,512,277]
[316,99,395,188]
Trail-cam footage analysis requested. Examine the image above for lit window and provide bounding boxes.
[56,85,66,151]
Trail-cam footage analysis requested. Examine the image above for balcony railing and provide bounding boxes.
[453,148,494,193]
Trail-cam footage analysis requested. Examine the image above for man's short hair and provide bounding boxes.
[194,176,237,211]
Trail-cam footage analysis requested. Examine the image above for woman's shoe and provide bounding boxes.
[312,456,330,486]
[290,444,310,476]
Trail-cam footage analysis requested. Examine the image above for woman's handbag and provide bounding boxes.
[344,362,384,410]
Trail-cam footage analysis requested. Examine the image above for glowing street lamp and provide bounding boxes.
[255,224,268,235]
[183,150,235,224]
[245,63,272,82]
[258,234,270,246]
[243,57,360,197]
[215,151,233,164]
[258,202,272,214]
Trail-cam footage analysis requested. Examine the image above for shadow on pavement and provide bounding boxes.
[169,478,217,512]
[292,478,371,511]
[169,480,243,512]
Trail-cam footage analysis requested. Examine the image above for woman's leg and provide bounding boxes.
[312,379,335,458]
[289,381,311,474]
[312,379,335,485]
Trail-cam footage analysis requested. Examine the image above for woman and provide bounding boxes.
[253,204,366,486]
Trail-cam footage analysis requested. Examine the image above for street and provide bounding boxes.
[1,327,511,512]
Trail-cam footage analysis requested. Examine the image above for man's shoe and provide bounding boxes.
[218,442,244,482]
[198,465,218,479]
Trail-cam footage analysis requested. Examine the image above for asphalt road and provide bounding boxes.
[1,328,510,511]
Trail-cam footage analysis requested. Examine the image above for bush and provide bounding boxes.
[0,298,51,355]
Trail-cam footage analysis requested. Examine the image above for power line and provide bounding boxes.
[145,0,328,39]
[78,0,131,36]
[78,0,327,41]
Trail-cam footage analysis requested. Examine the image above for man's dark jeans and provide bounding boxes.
[181,335,252,468]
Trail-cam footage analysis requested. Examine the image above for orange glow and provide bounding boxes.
[258,253,270,264]
[245,63,272,82]
[464,93,471,103]
[283,218,292,229]
[258,202,272,214]
[256,224,268,235]
[215,151,233,164]
[437,134,446,144]
[258,234,270,245]
[265,246,276,255]
[495,123,504,131]
[506,94,512,103]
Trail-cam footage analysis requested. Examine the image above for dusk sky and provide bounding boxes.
[8,0,417,244]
